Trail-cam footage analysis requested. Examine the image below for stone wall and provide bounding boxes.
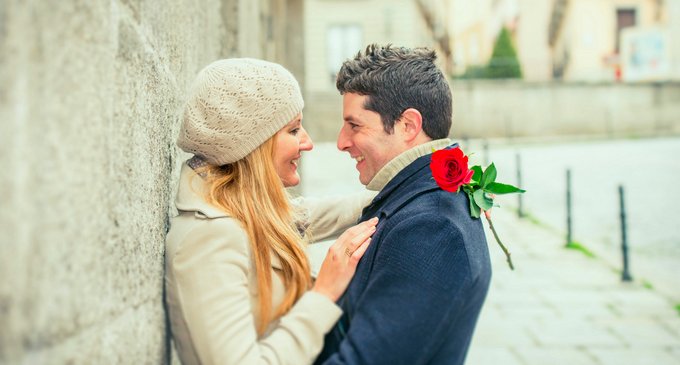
[304,80,680,142]
[453,80,680,139]
[0,0,302,363]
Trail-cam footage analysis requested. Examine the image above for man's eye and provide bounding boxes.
[349,123,358,130]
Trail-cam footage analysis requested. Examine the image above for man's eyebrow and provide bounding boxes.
[344,115,358,123]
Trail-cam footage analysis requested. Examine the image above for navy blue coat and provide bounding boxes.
[315,146,492,365]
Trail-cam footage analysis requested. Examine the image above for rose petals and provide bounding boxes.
[430,147,472,192]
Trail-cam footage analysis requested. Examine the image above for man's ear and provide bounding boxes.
[398,108,424,143]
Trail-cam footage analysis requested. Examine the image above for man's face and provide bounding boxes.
[337,93,405,185]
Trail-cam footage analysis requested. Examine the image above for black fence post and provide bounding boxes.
[566,169,572,246]
[516,152,524,218]
[619,185,633,282]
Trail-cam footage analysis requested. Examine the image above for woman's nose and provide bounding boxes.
[299,126,313,152]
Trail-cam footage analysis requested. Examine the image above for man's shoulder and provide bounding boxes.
[388,184,469,220]
[378,187,485,251]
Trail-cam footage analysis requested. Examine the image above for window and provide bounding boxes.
[326,25,363,84]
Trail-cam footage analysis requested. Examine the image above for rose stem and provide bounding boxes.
[485,215,515,270]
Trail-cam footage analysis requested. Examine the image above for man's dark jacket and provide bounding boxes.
[315,145,492,365]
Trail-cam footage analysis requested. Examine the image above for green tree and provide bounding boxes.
[486,27,522,79]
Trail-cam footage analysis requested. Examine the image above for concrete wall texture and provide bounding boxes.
[304,80,680,142]
[0,0,302,363]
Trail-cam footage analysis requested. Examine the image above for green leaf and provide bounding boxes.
[468,192,481,218]
[480,163,497,188]
[485,182,526,195]
[470,165,483,184]
[473,189,494,210]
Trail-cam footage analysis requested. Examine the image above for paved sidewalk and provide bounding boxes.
[467,210,680,365]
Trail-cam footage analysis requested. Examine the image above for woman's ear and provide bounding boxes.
[398,108,424,142]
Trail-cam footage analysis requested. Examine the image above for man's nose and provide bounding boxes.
[299,127,313,152]
[337,126,351,152]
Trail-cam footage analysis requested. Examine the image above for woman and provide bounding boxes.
[165,58,376,365]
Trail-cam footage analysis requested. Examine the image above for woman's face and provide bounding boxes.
[273,113,313,187]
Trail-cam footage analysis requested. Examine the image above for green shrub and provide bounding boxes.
[458,65,488,79]
[486,27,522,79]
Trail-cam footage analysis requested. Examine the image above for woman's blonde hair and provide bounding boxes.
[199,136,312,335]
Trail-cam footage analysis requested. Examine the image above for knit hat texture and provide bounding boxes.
[177,58,304,165]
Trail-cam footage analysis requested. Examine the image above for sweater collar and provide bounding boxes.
[366,138,452,191]
[361,142,460,220]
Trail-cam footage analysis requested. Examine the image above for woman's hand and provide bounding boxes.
[312,217,378,302]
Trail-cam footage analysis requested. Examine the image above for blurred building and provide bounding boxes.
[549,0,677,82]
[450,0,516,76]
[450,0,552,81]
[671,0,680,79]
[303,0,455,139]
[304,0,454,93]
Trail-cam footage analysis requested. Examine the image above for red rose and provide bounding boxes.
[430,147,473,192]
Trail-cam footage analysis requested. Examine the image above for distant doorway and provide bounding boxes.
[616,8,637,52]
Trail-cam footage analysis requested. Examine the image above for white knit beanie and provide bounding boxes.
[177,58,304,165]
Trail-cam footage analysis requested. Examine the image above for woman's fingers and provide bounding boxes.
[312,217,379,302]
[348,217,378,234]
[349,225,376,249]
[349,237,371,264]
[336,217,378,247]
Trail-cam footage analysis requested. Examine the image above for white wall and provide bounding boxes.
[452,80,680,138]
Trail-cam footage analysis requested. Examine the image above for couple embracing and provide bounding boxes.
[165,44,492,365]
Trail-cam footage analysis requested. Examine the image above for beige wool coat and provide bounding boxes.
[165,163,371,365]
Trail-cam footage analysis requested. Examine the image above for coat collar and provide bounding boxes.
[175,162,230,219]
[174,162,284,270]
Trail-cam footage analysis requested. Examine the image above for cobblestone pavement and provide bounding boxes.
[301,137,680,365]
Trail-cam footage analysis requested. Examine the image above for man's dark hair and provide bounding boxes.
[336,44,452,139]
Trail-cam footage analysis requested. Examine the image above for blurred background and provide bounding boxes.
[1,0,679,364]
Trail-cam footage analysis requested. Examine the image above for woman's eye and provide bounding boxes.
[290,128,300,135]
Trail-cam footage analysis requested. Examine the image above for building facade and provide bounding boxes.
[549,0,672,82]
[304,0,453,93]
[450,0,552,81]
[303,0,454,140]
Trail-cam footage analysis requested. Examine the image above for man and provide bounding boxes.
[315,44,492,365]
